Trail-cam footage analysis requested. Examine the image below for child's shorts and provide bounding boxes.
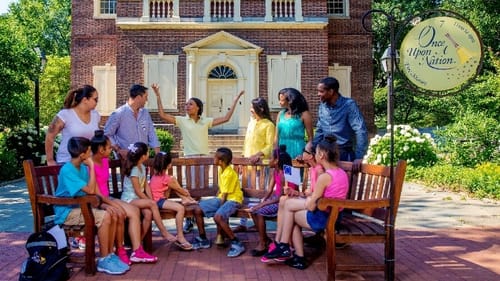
[65,208,105,227]
[306,209,344,233]
[156,198,167,209]
[199,197,241,220]
[253,195,279,217]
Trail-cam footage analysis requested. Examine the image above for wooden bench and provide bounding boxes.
[23,159,100,275]
[108,157,274,250]
[317,160,407,281]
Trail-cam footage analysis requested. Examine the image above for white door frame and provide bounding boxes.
[183,31,263,134]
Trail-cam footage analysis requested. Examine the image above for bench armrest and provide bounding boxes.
[37,194,101,208]
[317,198,390,211]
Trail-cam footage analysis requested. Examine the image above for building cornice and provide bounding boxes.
[116,18,328,30]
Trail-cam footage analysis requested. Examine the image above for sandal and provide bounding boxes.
[174,240,193,251]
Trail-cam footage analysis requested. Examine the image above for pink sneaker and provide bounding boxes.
[268,241,277,253]
[117,247,131,266]
[130,246,158,263]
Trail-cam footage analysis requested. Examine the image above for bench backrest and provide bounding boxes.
[348,160,407,221]
[23,160,62,233]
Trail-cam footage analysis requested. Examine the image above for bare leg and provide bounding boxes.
[116,200,142,251]
[193,206,206,237]
[251,213,268,251]
[214,214,235,240]
[274,195,288,242]
[106,211,118,253]
[279,198,307,244]
[97,212,113,257]
[140,208,152,240]
[132,198,176,241]
[291,210,309,257]
[161,200,190,244]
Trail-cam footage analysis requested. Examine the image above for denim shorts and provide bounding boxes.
[306,209,344,233]
[156,198,167,209]
[199,197,241,220]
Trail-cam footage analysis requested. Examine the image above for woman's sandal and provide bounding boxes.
[174,240,193,251]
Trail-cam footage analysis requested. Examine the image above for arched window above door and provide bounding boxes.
[209,65,237,79]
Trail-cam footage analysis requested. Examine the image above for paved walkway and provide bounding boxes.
[0,180,499,280]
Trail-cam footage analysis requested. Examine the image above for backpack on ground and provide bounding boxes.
[19,229,70,281]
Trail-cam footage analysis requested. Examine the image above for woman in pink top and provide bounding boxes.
[262,135,348,270]
[91,130,158,265]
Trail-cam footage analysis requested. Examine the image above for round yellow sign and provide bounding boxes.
[399,16,482,92]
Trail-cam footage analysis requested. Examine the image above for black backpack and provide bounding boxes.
[19,231,70,281]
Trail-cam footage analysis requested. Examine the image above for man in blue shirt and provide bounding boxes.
[104,84,160,156]
[310,77,368,161]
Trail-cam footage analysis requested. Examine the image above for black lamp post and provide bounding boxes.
[34,47,47,136]
[362,9,398,280]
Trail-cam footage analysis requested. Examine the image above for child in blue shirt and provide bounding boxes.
[54,137,128,275]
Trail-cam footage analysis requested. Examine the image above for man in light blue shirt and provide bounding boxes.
[311,77,368,161]
[104,84,160,155]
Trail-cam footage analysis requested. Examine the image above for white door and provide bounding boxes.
[207,79,239,133]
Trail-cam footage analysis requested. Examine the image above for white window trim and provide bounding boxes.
[328,63,352,97]
[92,64,116,116]
[327,0,350,19]
[143,53,179,111]
[267,52,302,109]
[93,0,117,19]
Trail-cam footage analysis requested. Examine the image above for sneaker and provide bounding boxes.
[130,246,158,263]
[285,254,307,270]
[263,243,292,262]
[108,253,130,272]
[227,240,245,257]
[97,255,127,275]
[117,247,131,266]
[183,218,194,234]
[268,241,277,252]
[192,236,211,250]
[215,234,225,246]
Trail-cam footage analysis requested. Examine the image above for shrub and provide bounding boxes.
[0,132,21,180]
[149,128,175,157]
[4,124,45,167]
[156,128,175,152]
[435,111,499,167]
[364,125,438,167]
[406,162,499,200]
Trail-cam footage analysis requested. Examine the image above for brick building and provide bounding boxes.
[71,0,374,140]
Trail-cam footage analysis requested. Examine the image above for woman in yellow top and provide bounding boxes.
[243,97,276,163]
[234,97,276,233]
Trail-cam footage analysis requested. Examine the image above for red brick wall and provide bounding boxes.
[71,1,117,88]
[327,0,375,133]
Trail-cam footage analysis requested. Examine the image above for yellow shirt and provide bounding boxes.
[217,165,243,204]
[175,115,213,156]
[243,118,275,159]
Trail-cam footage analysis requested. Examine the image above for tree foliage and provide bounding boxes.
[0,16,38,129]
[40,55,70,125]
[7,0,71,56]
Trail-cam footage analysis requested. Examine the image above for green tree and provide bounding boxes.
[40,55,70,126]
[0,16,39,129]
[8,0,71,56]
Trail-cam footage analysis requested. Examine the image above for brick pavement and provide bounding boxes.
[2,226,499,281]
[2,180,499,280]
